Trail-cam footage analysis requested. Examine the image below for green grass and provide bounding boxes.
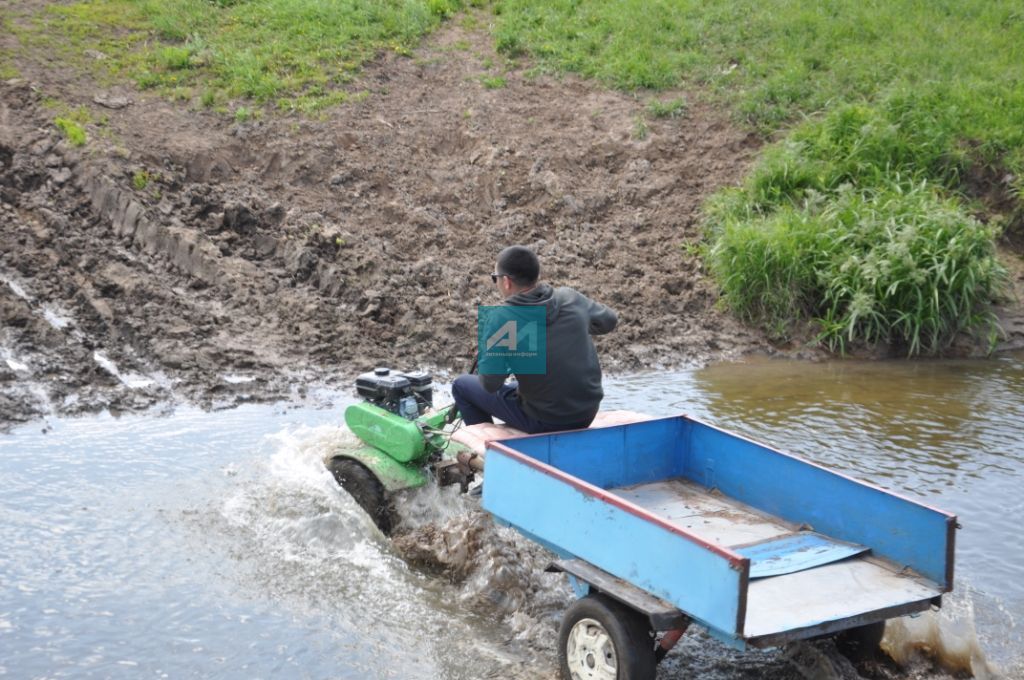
[707,180,1007,354]
[491,1,1024,135]
[480,74,507,89]
[23,0,466,112]
[491,0,1023,353]
[54,117,87,146]
[631,115,649,141]
[646,97,687,119]
[132,169,151,190]
[700,86,1018,352]
[234,106,256,123]
[0,39,18,79]
[46,100,93,147]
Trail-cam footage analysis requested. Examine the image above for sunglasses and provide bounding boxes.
[490,273,510,284]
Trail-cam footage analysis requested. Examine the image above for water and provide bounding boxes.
[1,355,1022,679]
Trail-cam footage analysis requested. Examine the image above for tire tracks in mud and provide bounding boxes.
[1,21,773,428]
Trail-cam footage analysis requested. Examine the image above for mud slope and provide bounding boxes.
[0,23,768,427]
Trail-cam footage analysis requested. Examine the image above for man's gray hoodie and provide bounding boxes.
[479,283,617,426]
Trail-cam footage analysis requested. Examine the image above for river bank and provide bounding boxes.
[2,17,771,429]
[3,9,1023,431]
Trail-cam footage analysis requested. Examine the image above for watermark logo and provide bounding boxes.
[477,305,546,375]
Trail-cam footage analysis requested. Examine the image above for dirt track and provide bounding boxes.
[2,14,1022,429]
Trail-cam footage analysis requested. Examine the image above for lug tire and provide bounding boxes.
[558,593,656,680]
[327,457,392,534]
[835,620,886,662]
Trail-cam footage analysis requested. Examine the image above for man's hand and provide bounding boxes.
[587,299,618,335]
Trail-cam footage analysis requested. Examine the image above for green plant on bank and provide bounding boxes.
[132,169,151,190]
[480,74,506,89]
[707,176,1008,354]
[26,0,469,113]
[704,97,1012,353]
[647,97,687,119]
[632,115,649,140]
[54,117,87,146]
[0,51,18,80]
[199,89,217,108]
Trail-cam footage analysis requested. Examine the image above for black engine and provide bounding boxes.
[355,367,433,419]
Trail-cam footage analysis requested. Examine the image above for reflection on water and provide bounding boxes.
[0,353,1021,679]
[691,356,1022,487]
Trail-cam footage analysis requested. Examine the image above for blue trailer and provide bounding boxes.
[482,415,956,680]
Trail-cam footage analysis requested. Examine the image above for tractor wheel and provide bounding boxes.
[558,593,656,680]
[835,620,886,662]
[327,457,392,534]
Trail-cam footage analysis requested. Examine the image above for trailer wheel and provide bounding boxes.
[327,457,392,534]
[558,593,656,680]
[835,620,886,661]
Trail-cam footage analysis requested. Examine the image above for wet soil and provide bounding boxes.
[0,12,772,428]
[2,6,1022,429]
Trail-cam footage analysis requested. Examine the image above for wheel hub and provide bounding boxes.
[566,617,617,680]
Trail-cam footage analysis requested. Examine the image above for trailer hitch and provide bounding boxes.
[434,459,475,492]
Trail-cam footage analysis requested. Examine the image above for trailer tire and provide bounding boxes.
[327,457,392,534]
[835,620,886,661]
[558,593,656,680]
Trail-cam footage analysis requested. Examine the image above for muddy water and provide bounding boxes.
[1,356,1022,679]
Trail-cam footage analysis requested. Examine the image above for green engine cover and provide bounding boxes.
[344,402,427,463]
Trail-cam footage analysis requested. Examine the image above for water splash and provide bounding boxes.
[883,585,1002,679]
[391,484,574,656]
[199,423,555,679]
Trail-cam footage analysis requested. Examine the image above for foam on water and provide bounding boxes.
[222,373,257,384]
[271,423,575,664]
[217,424,396,573]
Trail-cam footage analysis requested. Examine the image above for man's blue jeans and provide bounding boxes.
[451,374,589,434]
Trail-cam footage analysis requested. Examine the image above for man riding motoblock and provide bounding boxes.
[451,245,618,434]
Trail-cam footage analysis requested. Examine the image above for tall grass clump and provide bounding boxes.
[705,97,1011,354]
[54,117,87,147]
[708,179,1007,354]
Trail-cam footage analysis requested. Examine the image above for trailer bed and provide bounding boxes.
[483,415,956,648]
[612,478,943,643]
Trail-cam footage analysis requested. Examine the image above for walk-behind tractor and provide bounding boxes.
[324,367,476,533]
[322,368,949,680]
